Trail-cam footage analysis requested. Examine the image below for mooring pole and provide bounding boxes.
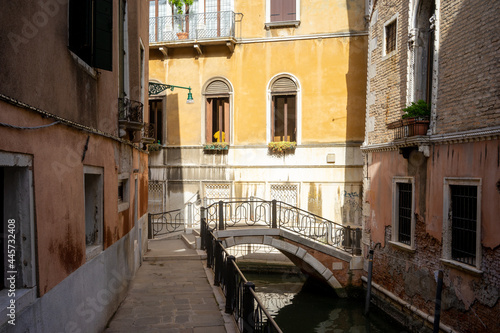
[364,249,374,315]
[433,270,444,333]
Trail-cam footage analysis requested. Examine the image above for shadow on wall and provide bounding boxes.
[341,0,367,227]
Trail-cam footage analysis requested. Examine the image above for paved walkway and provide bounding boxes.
[104,233,237,333]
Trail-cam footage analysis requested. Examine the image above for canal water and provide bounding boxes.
[243,272,407,333]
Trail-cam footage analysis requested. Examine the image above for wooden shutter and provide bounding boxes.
[272,77,297,94]
[69,0,93,65]
[206,80,230,95]
[206,99,213,143]
[224,99,230,143]
[271,97,275,140]
[283,0,296,21]
[270,0,283,22]
[94,0,113,71]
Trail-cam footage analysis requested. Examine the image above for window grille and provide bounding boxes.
[270,184,298,206]
[397,183,412,245]
[450,185,477,266]
[205,184,231,200]
[148,181,165,213]
[385,20,397,54]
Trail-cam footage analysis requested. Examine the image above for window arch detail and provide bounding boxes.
[267,74,301,144]
[203,78,233,144]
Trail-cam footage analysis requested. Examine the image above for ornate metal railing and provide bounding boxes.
[148,208,184,238]
[118,98,143,123]
[204,199,362,255]
[201,219,283,333]
[149,11,236,43]
[143,122,155,140]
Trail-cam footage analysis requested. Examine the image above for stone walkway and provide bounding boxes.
[104,234,237,333]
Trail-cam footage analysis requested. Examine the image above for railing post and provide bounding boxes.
[354,228,362,255]
[344,226,352,250]
[214,240,223,286]
[271,199,277,229]
[243,282,255,333]
[207,232,214,269]
[200,207,206,250]
[218,200,225,230]
[187,202,193,229]
[225,255,236,314]
[250,196,255,222]
[148,213,153,239]
[327,223,332,245]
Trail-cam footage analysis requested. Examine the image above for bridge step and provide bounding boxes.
[145,238,207,261]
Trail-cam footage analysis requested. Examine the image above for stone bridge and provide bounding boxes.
[214,227,364,297]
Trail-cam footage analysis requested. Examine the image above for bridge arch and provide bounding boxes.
[215,229,363,297]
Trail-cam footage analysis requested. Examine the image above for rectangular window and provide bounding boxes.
[84,166,103,260]
[69,0,113,71]
[206,97,230,143]
[450,185,477,266]
[271,0,297,22]
[385,20,397,55]
[443,178,482,271]
[397,183,412,245]
[149,100,163,143]
[272,95,296,142]
[0,152,36,293]
[391,177,414,249]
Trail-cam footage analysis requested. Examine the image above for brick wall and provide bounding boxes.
[436,0,500,133]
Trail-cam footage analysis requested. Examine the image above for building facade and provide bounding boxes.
[0,1,149,331]
[362,0,500,332]
[148,0,368,224]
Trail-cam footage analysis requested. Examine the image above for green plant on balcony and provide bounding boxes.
[148,142,162,152]
[203,142,229,150]
[268,141,297,154]
[402,99,431,119]
[169,0,193,36]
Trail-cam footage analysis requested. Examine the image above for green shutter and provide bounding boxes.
[94,0,113,71]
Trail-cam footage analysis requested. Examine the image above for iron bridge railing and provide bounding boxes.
[149,11,236,43]
[201,218,283,333]
[204,199,362,255]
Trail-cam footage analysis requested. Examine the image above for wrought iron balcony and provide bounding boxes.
[149,11,236,43]
[118,98,144,131]
[142,122,156,144]
[387,117,430,140]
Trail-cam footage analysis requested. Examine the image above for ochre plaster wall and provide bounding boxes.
[150,36,367,145]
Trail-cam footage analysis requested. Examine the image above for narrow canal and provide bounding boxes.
[243,271,407,333]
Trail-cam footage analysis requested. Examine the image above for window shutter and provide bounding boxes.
[206,99,213,143]
[224,99,230,143]
[272,77,297,93]
[69,0,93,65]
[94,0,113,71]
[206,80,230,95]
[270,0,283,22]
[283,0,296,21]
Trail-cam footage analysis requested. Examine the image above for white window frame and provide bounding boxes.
[267,73,302,145]
[383,14,398,59]
[390,177,415,250]
[442,178,482,273]
[265,0,301,28]
[118,173,130,213]
[0,152,37,327]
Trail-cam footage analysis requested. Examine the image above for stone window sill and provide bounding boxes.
[388,241,415,253]
[86,244,103,261]
[440,259,483,276]
[265,20,300,29]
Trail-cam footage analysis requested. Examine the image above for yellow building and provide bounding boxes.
[148,0,367,224]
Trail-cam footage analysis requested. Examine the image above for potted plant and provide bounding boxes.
[169,0,193,39]
[401,100,430,136]
[203,142,229,151]
[148,141,162,152]
[268,141,297,154]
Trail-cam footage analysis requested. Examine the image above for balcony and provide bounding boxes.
[149,11,237,53]
[387,118,430,140]
[142,122,156,144]
[118,98,144,133]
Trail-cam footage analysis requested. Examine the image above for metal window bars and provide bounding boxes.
[450,185,477,266]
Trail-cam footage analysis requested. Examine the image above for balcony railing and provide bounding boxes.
[118,98,144,131]
[149,11,236,43]
[387,118,430,140]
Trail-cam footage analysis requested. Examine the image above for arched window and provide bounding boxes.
[204,79,232,144]
[409,0,436,105]
[270,76,298,142]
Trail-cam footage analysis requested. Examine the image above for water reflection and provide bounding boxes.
[245,272,406,333]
